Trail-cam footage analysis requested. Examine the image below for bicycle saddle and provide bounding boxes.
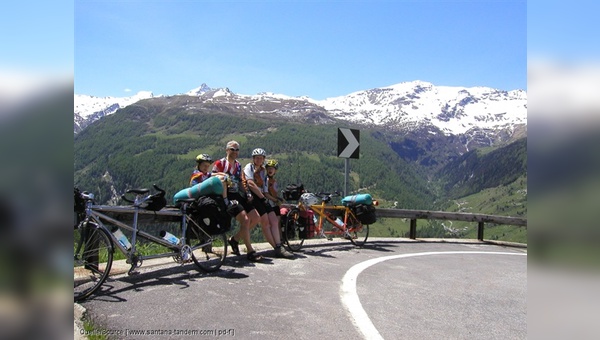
[126,188,150,195]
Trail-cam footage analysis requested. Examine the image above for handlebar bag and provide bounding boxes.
[282,183,305,201]
[143,191,167,211]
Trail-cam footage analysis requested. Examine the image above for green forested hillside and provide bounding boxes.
[74,100,435,209]
[434,137,527,199]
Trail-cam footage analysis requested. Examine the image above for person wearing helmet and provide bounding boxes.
[243,151,293,259]
[212,141,263,262]
[189,153,230,201]
[190,154,213,186]
[264,159,288,250]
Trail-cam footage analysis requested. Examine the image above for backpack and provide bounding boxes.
[282,183,305,201]
[352,204,377,225]
[188,195,232,237]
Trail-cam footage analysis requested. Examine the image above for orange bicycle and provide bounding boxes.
[281,191,377,251]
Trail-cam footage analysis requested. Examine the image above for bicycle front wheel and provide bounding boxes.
[74,222,113,302]
[347,215,369,246]
[284,208,305,251]
[191,233,227,272]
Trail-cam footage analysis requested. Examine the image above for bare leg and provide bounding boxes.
[266,212,281,246]
[259,213,275,247]
[240,209,260,253]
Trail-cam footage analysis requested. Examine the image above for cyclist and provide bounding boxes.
[264,159,285,243]
[190,153,229,201]
[243,150,293,259]
[212,141,263,262]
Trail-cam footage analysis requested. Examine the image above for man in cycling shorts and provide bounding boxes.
[212,141,263,262]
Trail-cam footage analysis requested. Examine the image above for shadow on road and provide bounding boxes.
[88,262,250,303]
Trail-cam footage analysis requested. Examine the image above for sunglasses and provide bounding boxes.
[228,148,240,151]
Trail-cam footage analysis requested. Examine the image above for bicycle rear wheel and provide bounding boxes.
[191,233,227,272]
[284,208,305,251]
[74,222,113,302]
[347,214,369,246]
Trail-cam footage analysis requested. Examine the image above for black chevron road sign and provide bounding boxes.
[337,128,360,159]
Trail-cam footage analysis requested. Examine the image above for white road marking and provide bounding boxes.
[340,251,527,340]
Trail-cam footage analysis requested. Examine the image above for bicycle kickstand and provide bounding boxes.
[320,230,332,241]
[127,254,142,276]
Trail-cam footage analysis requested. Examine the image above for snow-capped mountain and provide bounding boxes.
[74,81,526,141]
[74,91,155,133]
[184,83,212,96]
[317,80,526,135]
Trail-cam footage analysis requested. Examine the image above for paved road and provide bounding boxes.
[77,238,527,340]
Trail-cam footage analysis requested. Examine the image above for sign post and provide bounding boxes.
[337,128,360,197]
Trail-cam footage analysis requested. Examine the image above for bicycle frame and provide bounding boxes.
[282,192,368,252]
[307,203,358,238]
[74,188,228,301]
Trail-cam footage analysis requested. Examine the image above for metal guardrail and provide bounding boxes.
[92,205,527,242]
[376,208,527,241]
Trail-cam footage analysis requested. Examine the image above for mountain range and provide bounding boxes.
[74,81,527,151]
[74,80,527,243]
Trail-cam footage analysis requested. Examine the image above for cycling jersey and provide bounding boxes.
[266,176,280,208]
[267,176,278,197]
[242,163,267,193]
[212,158,242,193]
[190,169,211,186]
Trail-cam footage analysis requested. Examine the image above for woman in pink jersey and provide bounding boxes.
[212,141,263,262]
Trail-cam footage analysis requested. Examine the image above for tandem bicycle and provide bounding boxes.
[281,191,378,251]
[73,185,228,302]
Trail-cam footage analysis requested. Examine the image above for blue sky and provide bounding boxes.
[74,0,526,100]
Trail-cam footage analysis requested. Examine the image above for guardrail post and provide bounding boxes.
[477,221,484,241]
[409,219,417,239]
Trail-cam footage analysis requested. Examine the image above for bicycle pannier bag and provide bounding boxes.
[189,195,232,236]
[353,204,377,225]
[298,209,316,238]
[74,187,86,228]
[280,207,290,237]
[282,183,305,201]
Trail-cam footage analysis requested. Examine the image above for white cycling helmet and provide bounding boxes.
[299,193,319,206]
[252,148,266,157]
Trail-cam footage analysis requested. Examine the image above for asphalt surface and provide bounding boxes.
[77,238,527,340]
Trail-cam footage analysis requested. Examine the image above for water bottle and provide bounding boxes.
[111,226,132,250]
[334,217,344,228]
[160,230,180,245]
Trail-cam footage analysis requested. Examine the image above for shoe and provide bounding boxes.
[228,237,241,256]
[247,250,263,262]
[274,245,294,259]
